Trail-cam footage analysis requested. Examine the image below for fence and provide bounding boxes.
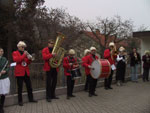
[8,63,141,95]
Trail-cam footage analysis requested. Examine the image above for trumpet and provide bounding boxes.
[24,51,35,61]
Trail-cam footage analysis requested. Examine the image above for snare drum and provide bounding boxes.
[90,59,111,79]
[71,68,82,80]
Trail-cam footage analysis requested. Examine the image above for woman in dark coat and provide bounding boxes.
[116,47,126,86]
[142,50,150,82]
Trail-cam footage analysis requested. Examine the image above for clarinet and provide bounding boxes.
[0,61,8,77]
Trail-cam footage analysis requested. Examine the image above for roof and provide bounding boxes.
[82,31,115,46]
[81,31,128,47]
[133,31,150,38]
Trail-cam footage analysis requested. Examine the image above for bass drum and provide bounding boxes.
[90,59,111,79]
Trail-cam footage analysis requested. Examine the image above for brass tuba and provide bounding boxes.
[49,32,66,68]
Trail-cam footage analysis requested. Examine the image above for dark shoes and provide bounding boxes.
[47,98,51,102]
[93,93,98,96]
[89,94,92,97]
[52,96,59,99]
[143,79,149,82]
[66,96,70,100]
[108,87,113,89]
[84,89,88,92]
[18,99,37,106]
[29,99,38,103]
[46,96,59,102]
[89,93,98,97]
[70,95,76,97]
[67,94,76,99]
[18,102,23,106]
[105,87,113,90]
[105,87,109,90]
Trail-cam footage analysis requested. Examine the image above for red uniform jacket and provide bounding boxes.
[63,56,77,76]
[104,49,117,65]
[12,50,31,77]
[82,54,99,75]
[82,56,89,76]
[42,47,58,72]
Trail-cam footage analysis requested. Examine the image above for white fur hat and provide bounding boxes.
[90,47,96,51]
[109,42,115,47]
[84,49,90,56]
[145,50,150,55]
[69,49,75,55]
[119,46,125,52]
[17,41,27,47]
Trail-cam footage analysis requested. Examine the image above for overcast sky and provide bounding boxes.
[44,0,150,30]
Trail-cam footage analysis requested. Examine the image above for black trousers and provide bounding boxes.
[143,68,149,81]
[16,74,33,102]
[84,74,90,91]
[46,68,57,99]
[104,70,114,88]
[116,66,126,82]
[89,75,98,95]
[0,95,5,108]
[67,76,75,96]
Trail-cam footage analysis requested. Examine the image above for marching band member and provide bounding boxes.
[82,49,90,92]
[116,47,126,86]
[0,48,10,113]
[63,49,78,99]
[83,47,99,97]
[12,41,37,106]
[42,39,59,102]
[142,50,150,82]
[129,48,141,82]
[104,42,117,90]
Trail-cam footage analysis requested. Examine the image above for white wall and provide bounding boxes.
[141,36,150,56]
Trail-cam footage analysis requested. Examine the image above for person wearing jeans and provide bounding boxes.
[130,48,141,82]
[131,64,139,82]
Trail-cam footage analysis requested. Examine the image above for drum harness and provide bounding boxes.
[67,56,75,78]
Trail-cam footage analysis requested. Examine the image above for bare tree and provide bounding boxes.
[137,24,149,31]
[87,16,133,57]
[0,0,86,61]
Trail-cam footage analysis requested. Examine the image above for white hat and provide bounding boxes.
[119,46,125,52]
[69,49,75,55]
[84,49,90,56]
[17,41,27,47]
[90,47,96,51]
[109,42,115,47]
[145,50,150,55]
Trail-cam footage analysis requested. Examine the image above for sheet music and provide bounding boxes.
[10,62,17,67]
[111,64,116,70]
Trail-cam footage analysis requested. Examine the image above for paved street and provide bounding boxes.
[5,79,150,113]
